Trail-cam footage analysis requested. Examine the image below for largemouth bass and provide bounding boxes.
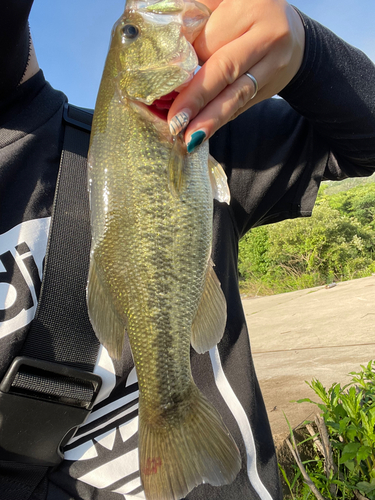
[87,1,241,499]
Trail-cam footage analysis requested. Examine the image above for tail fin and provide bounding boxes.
[139,385,241,500]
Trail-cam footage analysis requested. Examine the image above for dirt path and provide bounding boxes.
[242,275,375,442]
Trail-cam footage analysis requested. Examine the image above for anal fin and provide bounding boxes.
[191,260,227,354]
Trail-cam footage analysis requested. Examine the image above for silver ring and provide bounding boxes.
[245,72,258,100]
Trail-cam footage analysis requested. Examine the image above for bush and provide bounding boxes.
[285,361,375,499]
[238,185,375,296]
[326,183,375,228]
[266,202,375,281]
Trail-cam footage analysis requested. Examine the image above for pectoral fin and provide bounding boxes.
[87,253,126,359]
[191,260,227,354]
[168,134,186,196]
[208,155,230,204]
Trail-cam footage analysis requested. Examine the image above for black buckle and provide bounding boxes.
[0,356,102,466]
[63,102,92,131]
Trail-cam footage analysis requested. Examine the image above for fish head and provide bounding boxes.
[111,0,210,108]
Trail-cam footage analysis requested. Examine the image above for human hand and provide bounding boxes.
[168,0,305,152]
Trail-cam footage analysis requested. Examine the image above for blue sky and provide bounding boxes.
[29,0,375,109]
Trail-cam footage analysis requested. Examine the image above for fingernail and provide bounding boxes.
[187,130,206,153]
[169,110,190,136]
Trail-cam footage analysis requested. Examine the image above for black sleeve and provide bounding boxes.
[0,1,34,98]
[280,10,375,176]
[210,11,375,238]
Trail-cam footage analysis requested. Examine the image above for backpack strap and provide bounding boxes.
[0,103,102,498]
[21,103,100,371]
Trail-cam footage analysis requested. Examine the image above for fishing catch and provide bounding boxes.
[87,0,241,498]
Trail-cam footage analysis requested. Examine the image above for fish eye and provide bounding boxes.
[121,24,139,40]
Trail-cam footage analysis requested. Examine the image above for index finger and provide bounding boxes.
[168,0,267,130]
[194,0,255,62]
[168,23,269,135]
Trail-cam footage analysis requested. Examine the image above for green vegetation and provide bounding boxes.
[323,174,375,196]
[281,361,375,499]
[238,180,375,296]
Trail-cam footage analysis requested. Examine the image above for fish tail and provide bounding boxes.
[139,385,241,500]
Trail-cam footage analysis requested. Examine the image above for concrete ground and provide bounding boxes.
[242,275,375,443]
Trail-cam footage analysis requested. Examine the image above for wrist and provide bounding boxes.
[283,4,306,89]
[278,7,312,98]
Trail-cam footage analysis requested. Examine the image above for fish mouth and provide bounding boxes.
[145,91,179,121]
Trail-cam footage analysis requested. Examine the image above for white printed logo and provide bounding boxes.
[0,218,50,339]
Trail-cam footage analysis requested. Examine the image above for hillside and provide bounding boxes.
[323,172,375,195]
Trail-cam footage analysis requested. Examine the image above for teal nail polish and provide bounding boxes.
[187,130,206,153]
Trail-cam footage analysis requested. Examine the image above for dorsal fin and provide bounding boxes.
[208,155,230,204]
[87,251,127,359]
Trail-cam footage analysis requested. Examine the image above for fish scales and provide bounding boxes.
[87,1,241,499]
[91,108,212,401]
